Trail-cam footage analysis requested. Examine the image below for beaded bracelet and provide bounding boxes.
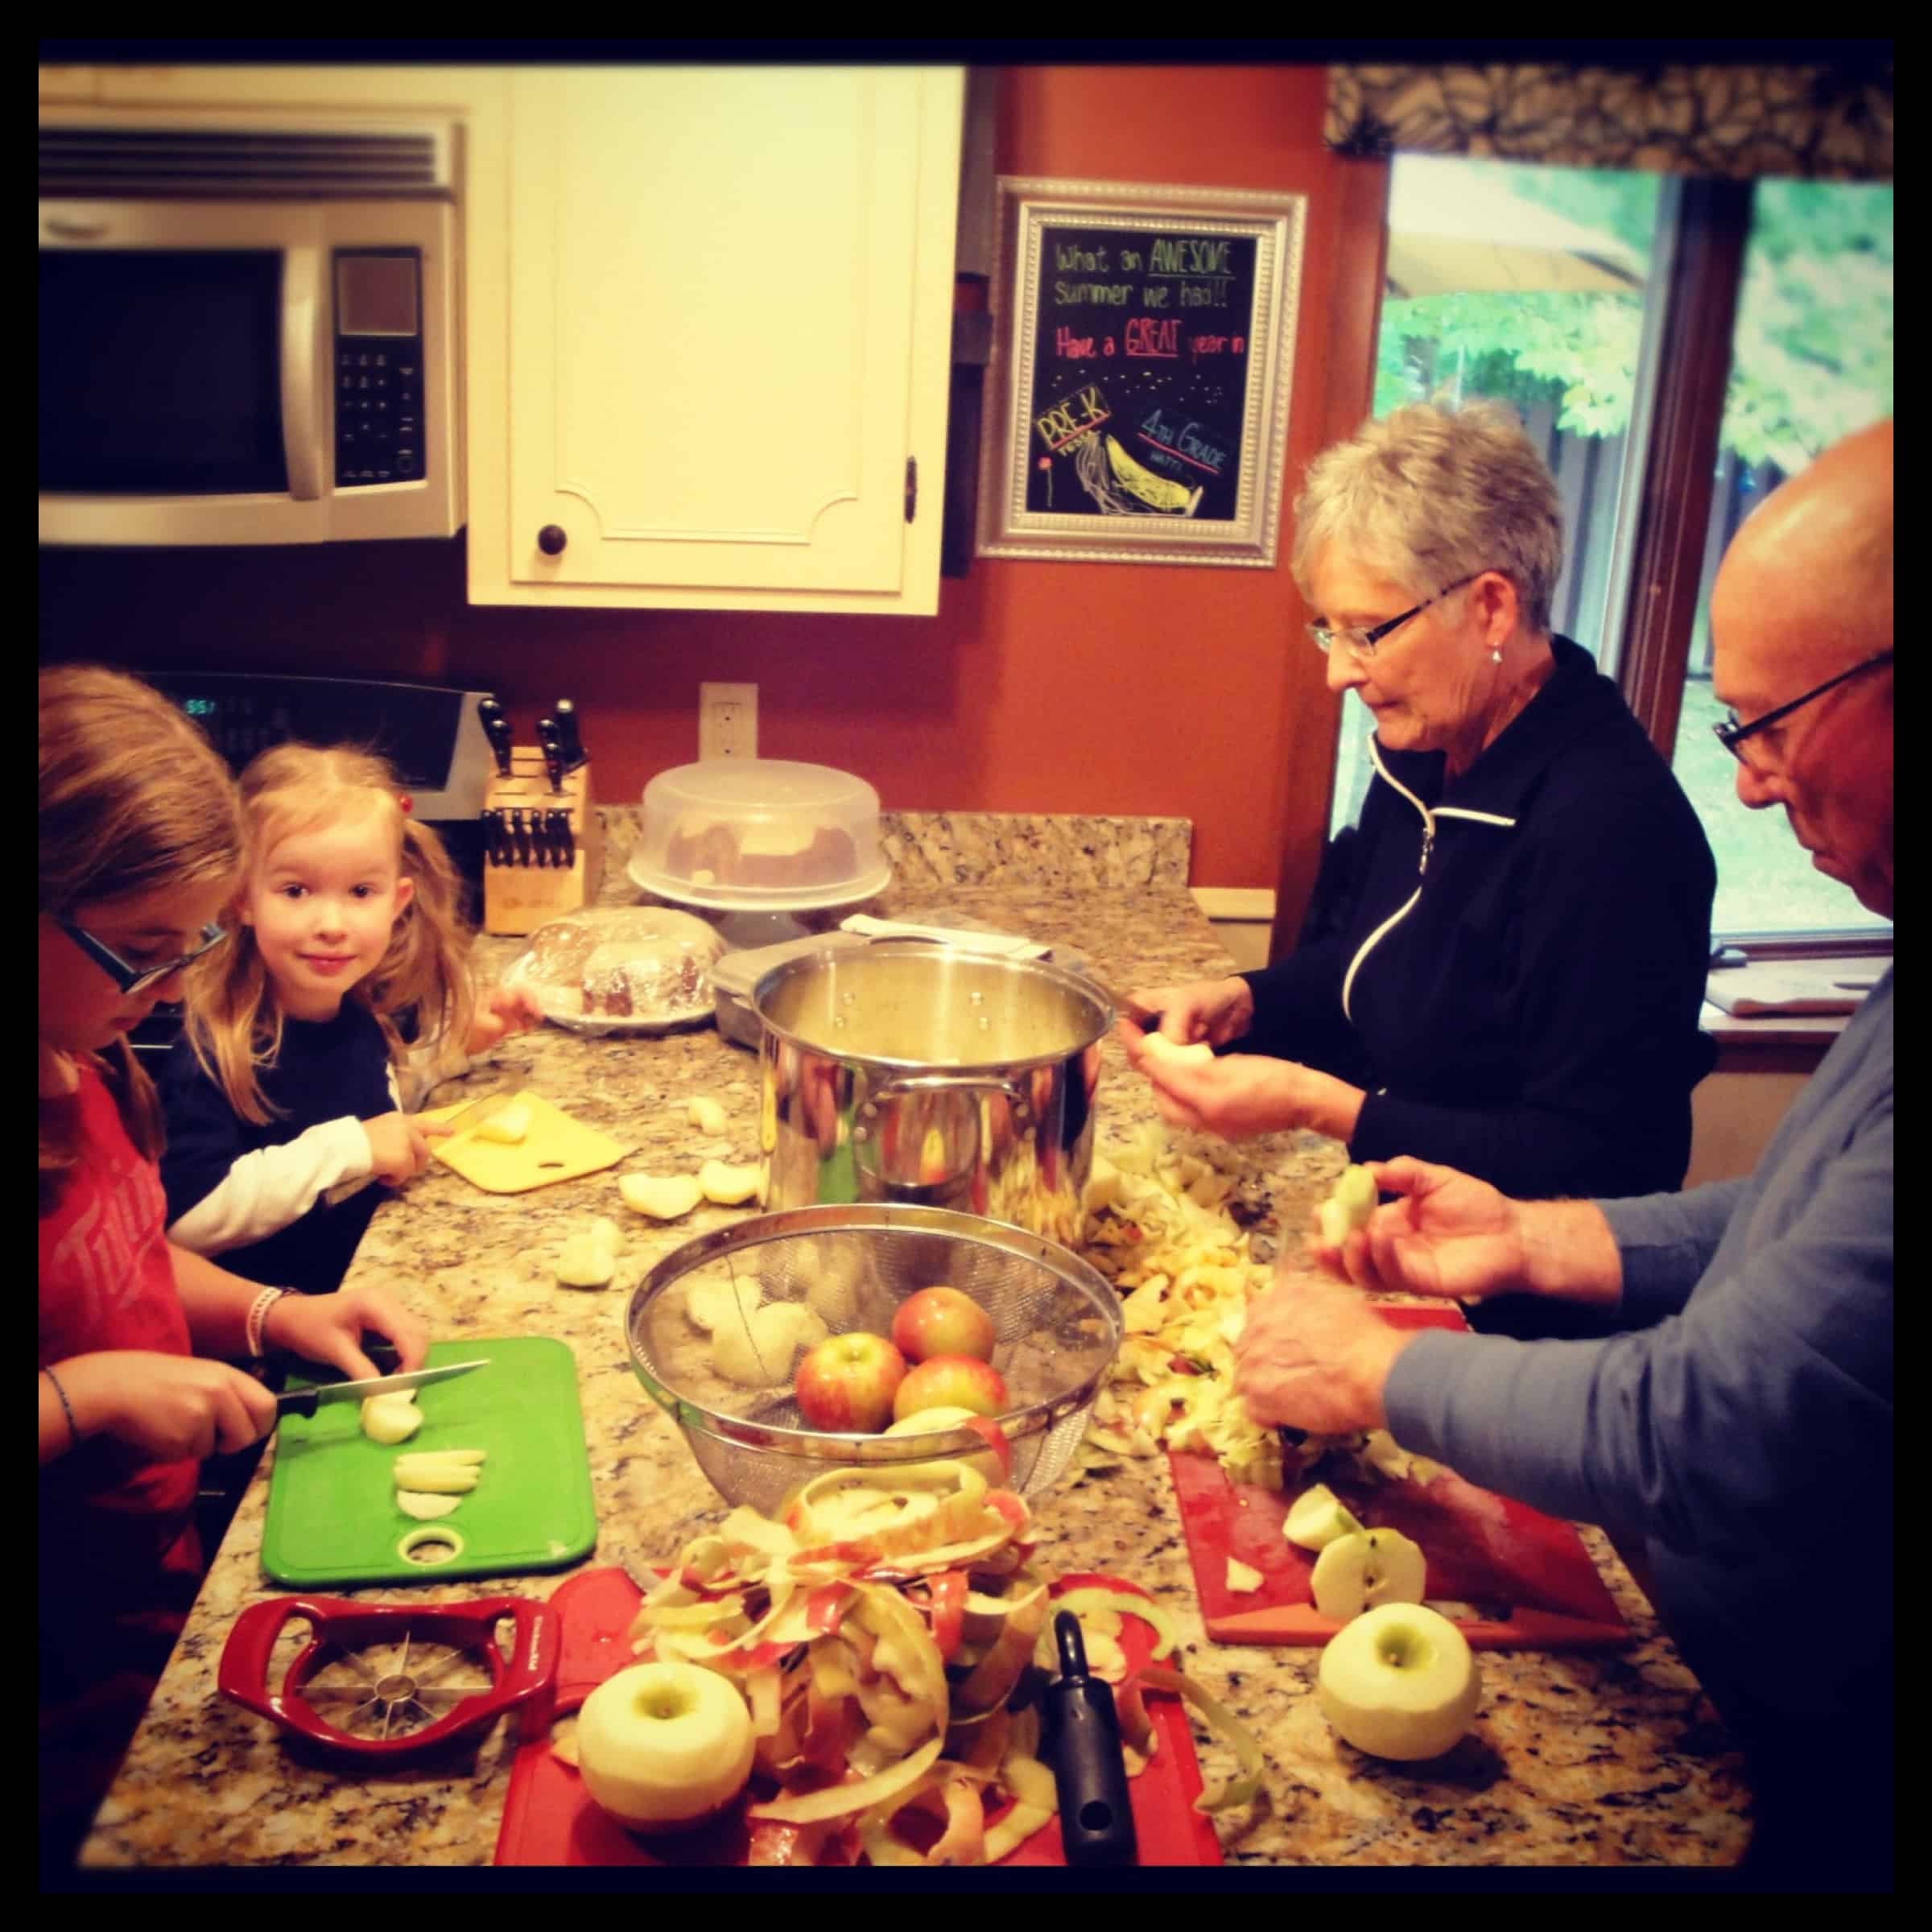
[246,1286,292,1360]
[43,1366,79,1451]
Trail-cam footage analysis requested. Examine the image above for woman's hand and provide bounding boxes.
[1125,976,1254,1047]
[1120,1042,1364,1143]
[1315,1157,1529,1300]
[362,1110,438,1186]
[464,985,545,1056]
[262,1285,431,1381]
[48,1351,279,1462]
[1232,1267,1414,1435]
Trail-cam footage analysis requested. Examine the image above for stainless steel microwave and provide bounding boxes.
[38,113,463,547]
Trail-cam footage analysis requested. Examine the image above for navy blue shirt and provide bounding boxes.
[159,1003,397,1295]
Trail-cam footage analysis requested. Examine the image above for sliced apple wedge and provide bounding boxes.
[1284,1482,1364,1552]
[1309,1526,1427,1623]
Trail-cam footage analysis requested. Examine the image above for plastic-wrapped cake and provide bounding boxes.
[507,906,729,1033]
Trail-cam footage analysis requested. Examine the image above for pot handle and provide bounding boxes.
[857,1071,1031,1125]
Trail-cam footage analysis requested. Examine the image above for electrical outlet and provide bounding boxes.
[700,682,758,761]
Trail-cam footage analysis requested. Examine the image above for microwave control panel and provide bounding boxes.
[334,250,425,489]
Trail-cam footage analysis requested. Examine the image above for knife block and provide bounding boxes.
[481,750,604,936]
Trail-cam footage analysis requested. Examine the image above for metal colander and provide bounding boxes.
[625,1203,1123,1516]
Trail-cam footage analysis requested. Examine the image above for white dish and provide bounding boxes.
[628,848,894,913]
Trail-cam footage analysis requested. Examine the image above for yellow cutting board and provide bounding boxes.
[422,1090,630,1194]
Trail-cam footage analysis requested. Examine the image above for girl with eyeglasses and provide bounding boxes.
[159,743,539,1299]
[37,666,428,1866]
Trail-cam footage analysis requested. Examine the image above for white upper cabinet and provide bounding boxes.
[465,67,964,613]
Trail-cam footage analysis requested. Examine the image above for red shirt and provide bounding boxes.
[39,1058,204,1793]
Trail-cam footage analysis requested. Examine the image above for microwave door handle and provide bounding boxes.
[281,245,326,502]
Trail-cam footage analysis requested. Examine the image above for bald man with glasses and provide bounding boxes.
[1235,421,1893,1888]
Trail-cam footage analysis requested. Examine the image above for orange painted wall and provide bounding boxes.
[37,65,1384,894]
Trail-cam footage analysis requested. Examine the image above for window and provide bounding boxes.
[1332,156,1893,948]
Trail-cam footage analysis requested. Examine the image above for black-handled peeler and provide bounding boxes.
[1041,1609,1138,1867]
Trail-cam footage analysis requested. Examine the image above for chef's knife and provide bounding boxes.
[547,808,575,869]
[275,1358,487,1421]
[1041,1610,1138,1867]
[510,807,532,866]
[441,1088,516,1136]
[554,698,586,771]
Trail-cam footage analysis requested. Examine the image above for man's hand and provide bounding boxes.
[1314,1158,1623,1311]
[263,1285,430,1381]
[1232,1266,1414,1435]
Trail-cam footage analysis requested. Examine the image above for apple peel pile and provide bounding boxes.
[569,1459,1261,1864]
[1082,1126,1451,1493]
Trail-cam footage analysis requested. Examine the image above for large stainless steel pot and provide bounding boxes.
[753,942,1110,1248]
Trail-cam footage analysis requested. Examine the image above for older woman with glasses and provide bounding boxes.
[1124,400,1719,1246]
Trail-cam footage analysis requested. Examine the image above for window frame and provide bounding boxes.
[1612,174,1892,959]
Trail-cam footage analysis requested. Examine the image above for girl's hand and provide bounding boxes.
[55,1351,279,1462]
[1123,1045,1364,1144]
[363,1110,437,1185]
[264,1286,430,1381]
[464,986,544,1056]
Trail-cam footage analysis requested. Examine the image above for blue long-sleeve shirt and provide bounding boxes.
[1384,970,1893,1750]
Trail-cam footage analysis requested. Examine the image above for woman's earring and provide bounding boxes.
[1491,645,1503,665]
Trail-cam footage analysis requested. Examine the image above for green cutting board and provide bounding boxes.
[262,1336,598,1588]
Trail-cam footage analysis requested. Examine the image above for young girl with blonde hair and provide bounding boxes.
[39,668,426,1864]
[161,742,537,1296]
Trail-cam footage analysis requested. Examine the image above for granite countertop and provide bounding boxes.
[79,825,1752,1872]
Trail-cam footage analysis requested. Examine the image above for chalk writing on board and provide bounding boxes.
[1027,223,1257,522]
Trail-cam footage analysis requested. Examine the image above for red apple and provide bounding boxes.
[892,1355,1008,1424]
[794,1332,907,1434]
[890,1286,997,1364]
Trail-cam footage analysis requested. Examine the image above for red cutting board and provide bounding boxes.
[494,1567,1222,1868]
[1172,1306,1628,1649]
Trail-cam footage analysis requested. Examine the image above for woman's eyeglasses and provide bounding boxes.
[55,917,229,997]
[1308,572,1485,660]
[1712,648,1893,764]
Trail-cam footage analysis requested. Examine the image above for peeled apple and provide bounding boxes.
[1317,1164,1378,1247]
[397,1490,461,1521]
[576,1661,757,1831]
[687,1275,764,1335]
[1310,1526,1428,1623]
[698,1159,761,1207]
[1284,1482,1364,1552]
[712,1301,826,1386]
[687,1096,729,1137]
[1141,1031,1215,1069]
[621,1173,703,1220]
[476,1103,532,1144]
[360,1390,422,1445]
[556,1228,617,1289]
[1316,1601,1481,1761]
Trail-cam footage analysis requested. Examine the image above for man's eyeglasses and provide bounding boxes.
[54,916,229,997]
[1308,572,1484,660]
[1712,648,1894,765]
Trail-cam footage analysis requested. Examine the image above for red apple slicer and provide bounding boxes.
[218,1593,559,1758]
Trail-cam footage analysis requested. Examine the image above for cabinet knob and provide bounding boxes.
[537,524,568,556]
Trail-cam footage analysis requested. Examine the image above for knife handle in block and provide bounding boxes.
[481,759,604,935]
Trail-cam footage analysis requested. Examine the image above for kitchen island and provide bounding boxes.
[75,862,1752,1872]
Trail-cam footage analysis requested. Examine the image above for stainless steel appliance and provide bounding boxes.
[39,113,462,547]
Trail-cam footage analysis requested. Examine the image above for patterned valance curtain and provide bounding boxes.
[1325,61,1893,180]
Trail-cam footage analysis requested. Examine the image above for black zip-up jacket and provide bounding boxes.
[1242,637,1717,1200]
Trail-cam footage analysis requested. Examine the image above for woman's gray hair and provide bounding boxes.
[1290,400,1565,634]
